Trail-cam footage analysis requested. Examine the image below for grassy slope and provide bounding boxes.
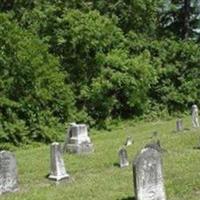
[1,116,200,200]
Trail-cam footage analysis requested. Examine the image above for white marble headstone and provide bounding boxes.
[0,151,18,194]
[192,104,199,128]
[133,147,166,200]
[49,142,69,181]
[63,123,93,154]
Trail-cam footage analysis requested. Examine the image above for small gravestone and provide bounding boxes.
[133,147,166,200]
[176,119,183,132]
[192,104,200,128]
[125,136,133,146]
[63,123,93,154]
[118,147,129,168]
[48,142,69,182]
[0,151,18,194]
[144,140,165,153]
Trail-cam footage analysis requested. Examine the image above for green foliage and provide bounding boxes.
[127,33,200,112]
[81,49,156,124]
[159,0,200,40]
[0,0,200,145]
[0,14,74,144]
[92,0,163,35]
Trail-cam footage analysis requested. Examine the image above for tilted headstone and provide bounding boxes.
[0,151,18,194]
[176,119,183,132]
[125,136,133,146]
[133,147,166,200]
[192,104,199,128]
[48,142,69,181]
[63,123,93,154]
[118,147,129,168]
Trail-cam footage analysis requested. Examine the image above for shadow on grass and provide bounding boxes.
[118,197,136,200]
[45,174,49,179]
[113,162,120,167]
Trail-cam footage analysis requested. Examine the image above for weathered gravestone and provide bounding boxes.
[133,147,166,200]
[192,104,200,128]
[124,136,133,146]
[0,151,18,194]
[144,140,165,153]
[48,142,69,181]
[118,147,129,168]
[176,119,183,132]
[63,123,93,154]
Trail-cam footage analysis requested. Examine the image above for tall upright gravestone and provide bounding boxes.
[118,147,129,168]
[133,147,166,200]
[0,151,18,194]
[63,123,93,154]
[192,104,200,128]
[48,142,69,181]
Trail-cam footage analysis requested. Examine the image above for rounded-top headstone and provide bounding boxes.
[0,151,18,194]
[192,104,199,128]
[133,147,166,200]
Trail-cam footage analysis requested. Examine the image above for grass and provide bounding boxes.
[1,116,200,200]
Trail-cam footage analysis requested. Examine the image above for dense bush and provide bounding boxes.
[80,49,156,125]
[0,14,74,145]
[127,33,200,113]
[0,1,200,146]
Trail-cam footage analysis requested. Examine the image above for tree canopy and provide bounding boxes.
[0,0,200,145]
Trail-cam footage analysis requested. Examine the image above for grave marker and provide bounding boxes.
[49,142,69,181]
[133,147,166,200]
[0,151,18,194]
[176,119,183,132]
[63,123,93,154]
[192,104,199,128]
[118,147,129,168]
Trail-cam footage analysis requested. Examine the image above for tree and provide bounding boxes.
[159,0,200,40]
[0,14,75,144]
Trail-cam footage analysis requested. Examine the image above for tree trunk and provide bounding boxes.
[182,0,190,39]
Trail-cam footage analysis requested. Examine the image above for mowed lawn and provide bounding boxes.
[1,116,200,200]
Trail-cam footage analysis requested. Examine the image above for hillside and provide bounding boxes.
[1,116,199,200]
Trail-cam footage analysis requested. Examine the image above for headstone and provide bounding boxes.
[133,147,166,200]
[192,104,199,128]
[176,119,183,132]
[118,147,129,168]
[125,136,133,146]
[0,151,18,194]
[144,140,165,153]
[63,123,93,154]
[48,142,69,181]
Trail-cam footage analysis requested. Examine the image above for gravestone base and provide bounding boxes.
[66,142,93,154]
[120,162,129,168]
[0,187,19,195]
[48,174,70,182]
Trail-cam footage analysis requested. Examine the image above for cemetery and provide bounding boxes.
[0,1,200,200]
[0,115,198,200]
